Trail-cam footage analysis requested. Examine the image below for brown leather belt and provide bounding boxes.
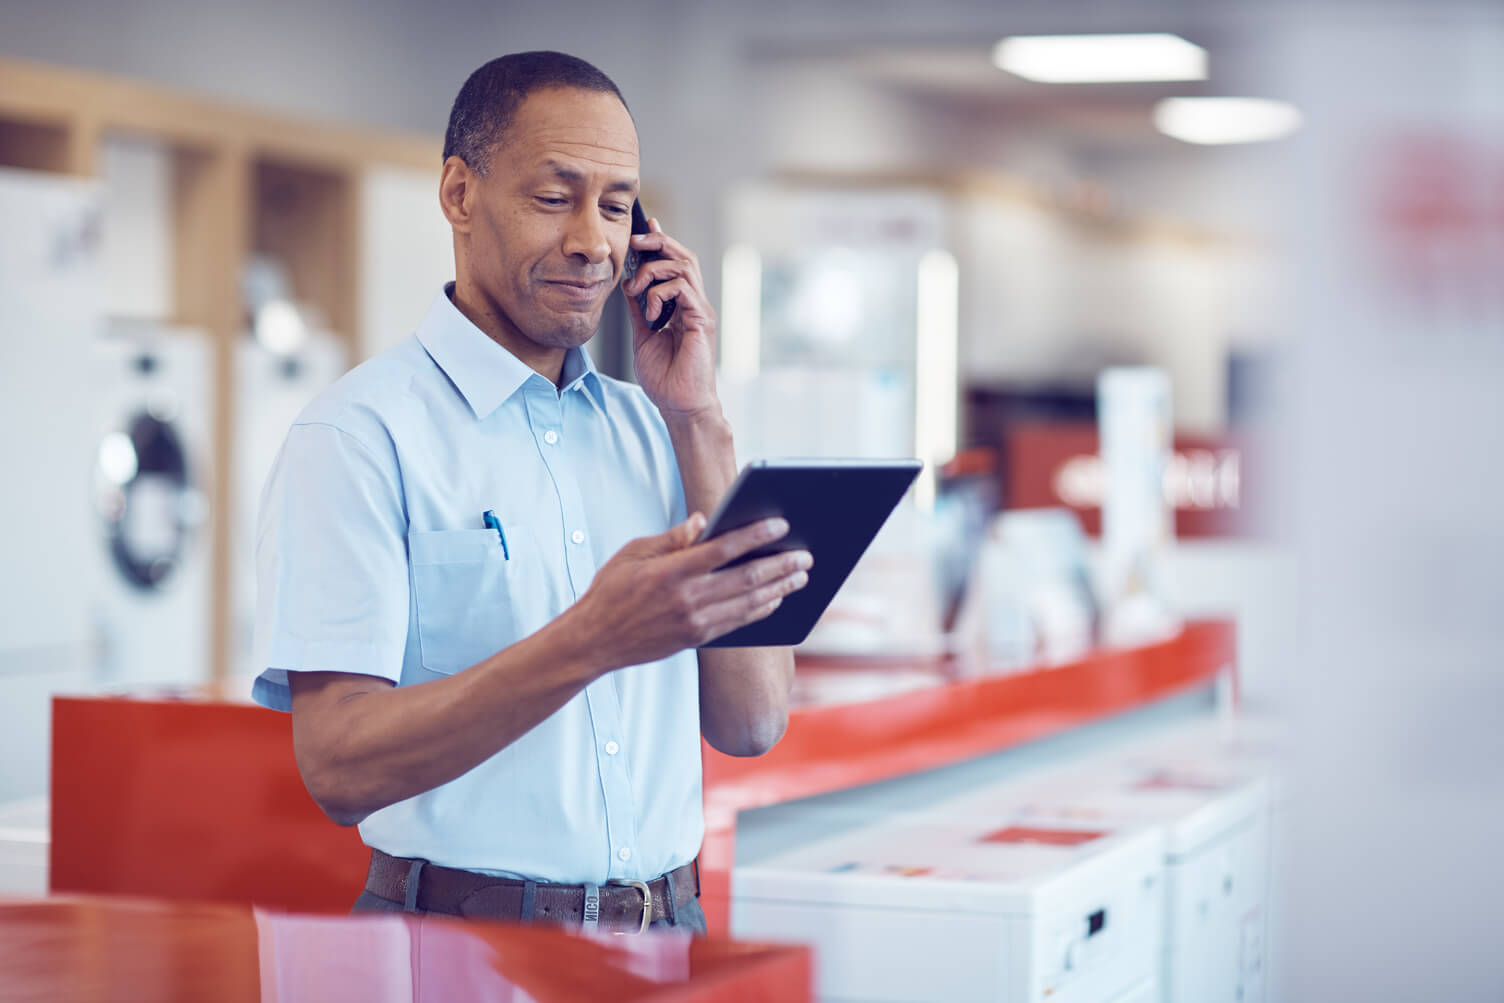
[365,848,699,933]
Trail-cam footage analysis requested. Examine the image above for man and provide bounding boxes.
[251,51,809,934]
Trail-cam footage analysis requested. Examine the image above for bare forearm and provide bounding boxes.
[697,645,794,755]
[294,611,604,825]
[663,408,795,757]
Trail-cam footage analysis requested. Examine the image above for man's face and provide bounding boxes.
[463,87,640,349]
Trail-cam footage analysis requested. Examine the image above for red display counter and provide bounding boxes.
[697,620,1234,929]
[0,896,813,1001]
[50,696,368,912]
[50,620,1234,933]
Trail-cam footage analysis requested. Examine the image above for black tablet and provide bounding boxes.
[696,459,922,648]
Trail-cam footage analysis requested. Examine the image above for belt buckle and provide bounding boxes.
[607,879,652,935]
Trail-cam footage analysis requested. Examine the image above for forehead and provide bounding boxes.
[501,87,639,179]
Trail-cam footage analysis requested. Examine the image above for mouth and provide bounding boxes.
[541,278,610,308]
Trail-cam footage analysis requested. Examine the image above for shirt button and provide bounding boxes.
[543,429,559,445]
[604,741,619,756]
[571,529,585,545]
[618,847,631,862]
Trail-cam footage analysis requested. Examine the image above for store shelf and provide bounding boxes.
[0,56,436,691]
[697,618,1235,930]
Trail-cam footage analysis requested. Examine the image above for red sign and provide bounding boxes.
[1005,422,1255,539]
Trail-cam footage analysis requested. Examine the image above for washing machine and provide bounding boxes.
[734,814,1164,1003]
[936,744,1271,1003]
[232,331,347,688]
[88,323,213,690]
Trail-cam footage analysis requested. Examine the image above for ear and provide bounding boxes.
[439,155,475,234]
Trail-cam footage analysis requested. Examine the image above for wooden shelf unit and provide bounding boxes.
[0,57,440,689]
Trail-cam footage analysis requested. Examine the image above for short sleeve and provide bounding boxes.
[251,421,409,712]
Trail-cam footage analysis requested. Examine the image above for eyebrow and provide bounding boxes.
[539,159,638,195]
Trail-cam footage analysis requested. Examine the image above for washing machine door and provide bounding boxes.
[97,409,198,591]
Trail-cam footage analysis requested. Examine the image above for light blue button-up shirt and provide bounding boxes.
[252,286,703,884]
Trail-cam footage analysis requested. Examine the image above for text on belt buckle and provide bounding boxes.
[608,879,652,935]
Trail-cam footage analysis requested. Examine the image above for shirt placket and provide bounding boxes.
[523,379,642,881]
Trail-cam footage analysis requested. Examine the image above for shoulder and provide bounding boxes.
[293,335,434,455]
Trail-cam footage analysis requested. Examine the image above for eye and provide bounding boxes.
[535,195,568,208]
[601,201,631,219]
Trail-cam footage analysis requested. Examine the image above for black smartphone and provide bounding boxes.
[625,199,676,332]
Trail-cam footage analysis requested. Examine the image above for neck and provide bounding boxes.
[450,276,567,387]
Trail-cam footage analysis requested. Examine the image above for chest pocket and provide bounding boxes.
[409,527,548,675]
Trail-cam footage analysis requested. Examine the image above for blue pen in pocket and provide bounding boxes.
[482,510,510,560]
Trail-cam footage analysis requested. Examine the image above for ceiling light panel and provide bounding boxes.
[1154,97,1304,144]
[992,33,1208,84]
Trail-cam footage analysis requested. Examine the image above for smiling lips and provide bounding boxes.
[545,278,609,291]
[542,277,610,309]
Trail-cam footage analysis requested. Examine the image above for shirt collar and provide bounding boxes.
[415,283,605,420]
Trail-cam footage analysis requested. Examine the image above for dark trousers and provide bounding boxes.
[351,886,709,936]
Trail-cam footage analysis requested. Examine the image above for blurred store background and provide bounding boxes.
[1,0,1501,1000]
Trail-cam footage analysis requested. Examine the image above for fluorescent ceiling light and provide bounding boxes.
[992,33,1207,83]
[1154,97,1303,144]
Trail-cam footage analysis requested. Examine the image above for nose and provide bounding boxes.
[561,205,611,268]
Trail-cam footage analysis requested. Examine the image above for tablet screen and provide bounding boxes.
[697,459,921,648]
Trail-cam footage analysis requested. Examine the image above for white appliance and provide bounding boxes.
[944,741,1271,1003]
[88,324,213,690]
[1111,716,1286,1002]
[734,815,1164,1003]
[0,167,103,802]
[1097,367,1178,647]
[232,333,347,688]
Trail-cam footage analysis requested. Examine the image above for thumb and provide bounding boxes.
[649,512,706,554]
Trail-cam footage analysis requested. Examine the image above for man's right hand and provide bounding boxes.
[571,513,812,672]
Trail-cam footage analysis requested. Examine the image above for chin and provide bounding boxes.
[528,311,603,349]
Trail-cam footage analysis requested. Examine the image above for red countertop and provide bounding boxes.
[0,895,812,1001]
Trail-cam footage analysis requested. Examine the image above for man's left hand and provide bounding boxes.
[622,218,719,420]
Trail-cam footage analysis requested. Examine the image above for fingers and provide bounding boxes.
[641,276,693,323]
[687,557,813,643]
[621,256,695,297]
[630,225,703,284]
[695,548,813,607]
[634,512,707,557]
[676,517,790,575]
[624,254,706,325]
